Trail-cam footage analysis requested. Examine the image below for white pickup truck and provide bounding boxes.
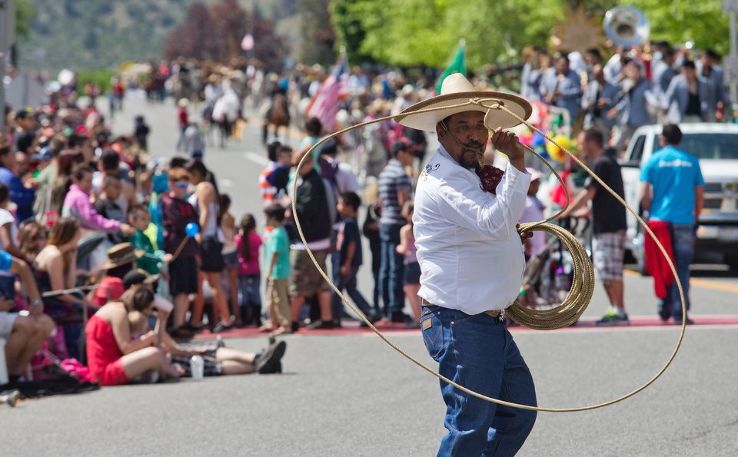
[620,123,738,271]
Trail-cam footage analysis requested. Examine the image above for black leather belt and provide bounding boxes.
[421,298,502,318]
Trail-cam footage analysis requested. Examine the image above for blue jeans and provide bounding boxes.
[421,306,537,457]
[332,266,374,318]
[379,223,405,316]
[661,224,694,320]
[238,273,262,325]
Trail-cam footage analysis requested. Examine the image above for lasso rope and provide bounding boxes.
[290,96,686,413]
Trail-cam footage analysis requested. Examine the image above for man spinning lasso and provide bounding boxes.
[399,73,536,456]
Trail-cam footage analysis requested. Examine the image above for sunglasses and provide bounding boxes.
[174,180,189,189]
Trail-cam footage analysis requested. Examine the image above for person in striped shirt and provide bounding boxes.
[377,141,415,322]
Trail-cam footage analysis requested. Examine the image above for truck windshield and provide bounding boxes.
[680,133,738,160]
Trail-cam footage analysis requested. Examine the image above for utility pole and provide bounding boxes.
[725,0,738,106]
[0,0,9,131]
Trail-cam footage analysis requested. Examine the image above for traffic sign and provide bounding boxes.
[725,55,738,85]
[725,0,738,13]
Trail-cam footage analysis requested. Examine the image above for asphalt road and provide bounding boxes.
[2,94,738,457]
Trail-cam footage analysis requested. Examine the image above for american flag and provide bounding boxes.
[307,54,348,133]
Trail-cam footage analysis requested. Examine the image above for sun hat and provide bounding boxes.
[99,243,142,271]
[396,73,531,132]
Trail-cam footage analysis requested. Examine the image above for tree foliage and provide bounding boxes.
[15,0,34,40]
[332,0,733,70]
[163,0,289,71]
[297,0,336,65]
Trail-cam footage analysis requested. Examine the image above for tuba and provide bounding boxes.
[603,6,649,48]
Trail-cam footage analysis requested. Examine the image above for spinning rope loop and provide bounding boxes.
[290,97,687,413]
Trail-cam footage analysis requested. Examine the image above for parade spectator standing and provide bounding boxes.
[161,168,199,336]
[697,49,728,120]
[519,169,546,260]
[641,124,704,324]
[13,108,36,154]
[263,205,291,335]
[663,61,718,123]
[259,141,292,206]
[133,115,151,151]
[186,160,233,333]
[0,145,35,223]
[289,142,335,330]
[582,64,620,137]
[652,47,678,100]
[219,194,240,324]
[332,192,374,323]
[396,202,420,324]
[236,214,262,327]
[561,129,629,325]
[377,141,414,322]
[608,60,653,150]
[540,52,583,122]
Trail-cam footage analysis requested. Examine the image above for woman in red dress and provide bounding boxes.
[86,287,182,386]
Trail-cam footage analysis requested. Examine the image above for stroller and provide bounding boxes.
[518,216,592,311]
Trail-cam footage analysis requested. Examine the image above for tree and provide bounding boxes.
[163,0,289,72]
[331,0,732,70]
[297,0,336,65]
[331,0,372,65]
[15,0,34,40]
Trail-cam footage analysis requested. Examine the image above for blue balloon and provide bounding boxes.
[185,223,200,237]
[532,132,545,148]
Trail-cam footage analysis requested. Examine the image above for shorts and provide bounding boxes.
[200,236,225,273]
[403,261,421,285]
[223,251,238,268]
[169,255,199,296]
[593,230,626,282]
[0,312,18,339]
[290,249,328,297]
[0,251,12,271]
[100,360,129,386]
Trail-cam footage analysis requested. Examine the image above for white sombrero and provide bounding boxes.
[396,73,532,132]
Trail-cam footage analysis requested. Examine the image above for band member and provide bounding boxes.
[398,73,536,456]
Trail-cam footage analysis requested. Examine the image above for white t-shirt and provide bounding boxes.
[519,196,546,258]
[0,208,18,249]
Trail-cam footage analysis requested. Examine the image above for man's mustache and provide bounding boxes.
[462,141,485,152]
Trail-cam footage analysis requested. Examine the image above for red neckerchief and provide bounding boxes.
[476,165,505,194]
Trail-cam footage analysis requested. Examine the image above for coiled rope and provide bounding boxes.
[290,96,686,413]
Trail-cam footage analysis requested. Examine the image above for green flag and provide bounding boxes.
[435,40,466,93]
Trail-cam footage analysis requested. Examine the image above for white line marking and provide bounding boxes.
[244,151,269,166]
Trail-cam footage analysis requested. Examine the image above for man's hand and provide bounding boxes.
[491,129,524,160]
[340,264,351,278]
[516,224,533,246]
[491,128,526,171]
[163,253,173,263]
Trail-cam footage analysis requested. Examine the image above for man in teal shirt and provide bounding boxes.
[640,124,704,323]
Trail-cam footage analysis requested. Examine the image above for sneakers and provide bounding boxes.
[256,340,287,374]
[305,319,336,330]
[390,312,413,323]
[596,308,629,326]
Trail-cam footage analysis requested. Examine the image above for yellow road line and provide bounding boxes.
[625,269,738,294]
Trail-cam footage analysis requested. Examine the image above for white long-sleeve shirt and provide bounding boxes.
[413,146,531,314]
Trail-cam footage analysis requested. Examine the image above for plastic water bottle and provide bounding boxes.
[190,355,204,380]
